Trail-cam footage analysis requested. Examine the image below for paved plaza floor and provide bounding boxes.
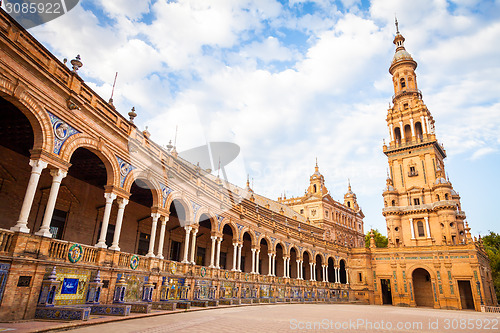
[1,304,499,333]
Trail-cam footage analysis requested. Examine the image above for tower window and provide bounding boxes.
[413,198,420,205]
[408,166,418,177]
[400,78,406,88]
[300,209,304,215]
[313,184,317,193]
[417,221,425,237]
[394,127,401,144]
[347,202,351,208]
[391,200,396,206]
[445,193,449,200]
[403,103,409,110]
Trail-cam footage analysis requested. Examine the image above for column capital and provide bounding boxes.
[184,225,192,232]
[104,192,117,202]
[117,197,129,208]
[191,228,198,235]
[49,168,67,180]
[29,159,48,172]
[211,235,218,241]
[151,212,161,220]
[238,243,243,248]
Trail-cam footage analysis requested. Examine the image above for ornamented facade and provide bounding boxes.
[0,10,495,321]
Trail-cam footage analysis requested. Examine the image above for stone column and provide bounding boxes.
[421,115,427,134]
[325,264,329,282]
[399,121,405,140]
[389,124,394,142]
[313,263,317,281]
[410,218,415,239]
[231,243,238,271]
[283,257,287,277]
[335,267,339,283]
[237,244,242,272]
[190,229,198,264]
[296,260,301,279]
[181,226,192,263]
[309,263,314,281]
[256,249,260,274]
[287,258,291,278]
[346,269,350,285]
[215,237,222,269]
[209,236,217,268]
[36,169,67,237]
[146,213,160,257]
[109,198,129,251]
[410,118,415,137]
[95,192,117,248]
[251,249,256,273]
[272,254,276,276]
[267,253,273,276]
[12,159,47,233]
[156,216,168,259]
[425,216,431,239]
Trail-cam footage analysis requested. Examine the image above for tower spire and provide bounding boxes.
[395,15,399,34]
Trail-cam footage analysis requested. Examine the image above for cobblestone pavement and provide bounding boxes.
[62,304,499,333]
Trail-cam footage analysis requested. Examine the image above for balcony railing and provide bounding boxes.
[392,88,422,102]
[0,229,13,253]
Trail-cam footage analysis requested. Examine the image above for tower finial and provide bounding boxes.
[395,15,399,33]
[246,174,250,188]
[315,157,319,172]
[348,178,351,191]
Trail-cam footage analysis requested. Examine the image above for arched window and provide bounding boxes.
[436,195,440,201]
[445,193,449,200]
[400,78,406,89]
[404,124,412,142]
[415,121,423,140]
[391,200,396,206]
[417,221,425,237]
[313,184,317,193]
[394,127,401,144]
[347,202,351,208]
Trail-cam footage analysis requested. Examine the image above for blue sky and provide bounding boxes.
[26,0,500,236]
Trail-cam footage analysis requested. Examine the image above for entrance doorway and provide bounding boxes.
[412,268,434,307]
[380,279,392,305]
[458,280,475,310]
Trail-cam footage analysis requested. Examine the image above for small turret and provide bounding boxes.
[344,180,359,210]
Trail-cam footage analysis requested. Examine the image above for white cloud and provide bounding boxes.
[27,0,500,235]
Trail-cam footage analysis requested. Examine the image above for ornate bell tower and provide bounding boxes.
[308,160,328,197]
[382,19,468,247]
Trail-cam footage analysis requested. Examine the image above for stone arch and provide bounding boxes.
[407,264,436,280]
[257,235,272,252]
[220,219,238,240]
[195,207,217,233]
[59,133,119,187]
[301,248,313,259]
[0,87,53,153]
[315,252,326,263]
[164,191,194,224]
[339,258,347,284]
[239,227,257,246]
[273,239,286,253]
[288,244,299,257]
[410,266,435,307]
[123,170,162,209]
